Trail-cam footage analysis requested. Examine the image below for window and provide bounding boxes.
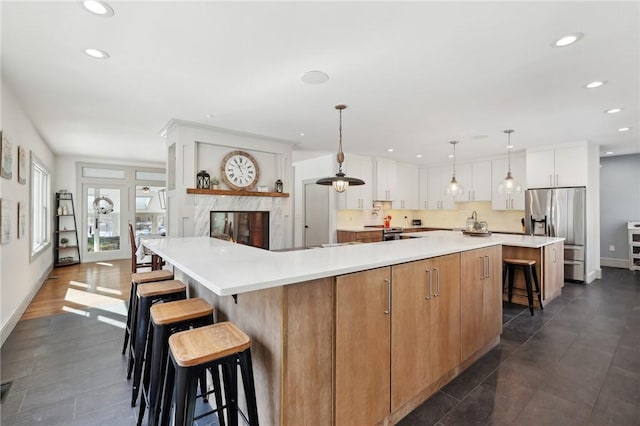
[31,155,51,256]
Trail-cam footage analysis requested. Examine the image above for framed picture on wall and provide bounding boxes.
[17,201,26,239]
[18,145,27,184]
[0,198,12,244]
[1,130,13,180]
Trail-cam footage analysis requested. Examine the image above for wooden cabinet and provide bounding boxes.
[335,267,391,425]
[427,166,455,210]
[338,154,373,209]
[526,144,588,188]
[394,162,419,209]
[492,155,526,210]
[390,253,461,411]
[543,241,564,301]
[460,245,502,361]
[336,230,383,243]
[374,158,397,201]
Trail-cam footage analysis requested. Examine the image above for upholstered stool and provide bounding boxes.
[136,298,216,426]
[130,280,187,407]
[122,269,174,356]
[166,322,259,426]
[503,258,543,316]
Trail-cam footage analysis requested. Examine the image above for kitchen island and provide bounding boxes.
[404,230,565,309]
[143,235,504,425]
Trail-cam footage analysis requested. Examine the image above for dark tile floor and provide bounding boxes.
[399,267,640,426]
[1,267,638,425]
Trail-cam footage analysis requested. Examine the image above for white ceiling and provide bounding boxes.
[2,1,639,166]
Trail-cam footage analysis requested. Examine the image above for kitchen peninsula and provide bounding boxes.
[144,234,504,425]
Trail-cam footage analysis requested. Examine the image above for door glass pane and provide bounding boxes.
[82,167,125,179]
[135,185,167,237]
[87,187,121,253]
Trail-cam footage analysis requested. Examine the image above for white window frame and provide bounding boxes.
[31,153,51,258]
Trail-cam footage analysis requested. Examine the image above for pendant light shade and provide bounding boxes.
[316,104,365,193]
[497,129,522,195]
[445,140,465,197]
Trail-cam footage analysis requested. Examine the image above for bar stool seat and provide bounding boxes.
[166,322,259,426]
[137,298,217,426]
[122,270,174,356]
[130,280,187,407]
[503,258,543,316]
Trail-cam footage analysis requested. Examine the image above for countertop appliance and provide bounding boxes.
[364,225,404,241]
[525,187,586,282]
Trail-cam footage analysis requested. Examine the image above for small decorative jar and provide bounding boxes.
[275,179,283,193]
[196,170,210,189]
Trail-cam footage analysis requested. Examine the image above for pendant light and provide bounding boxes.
[497,129,522,195]
[316,104,365,193]
[445,140,464,197]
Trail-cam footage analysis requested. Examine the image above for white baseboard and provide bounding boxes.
[1,265,52,346]
[600,257,629,269]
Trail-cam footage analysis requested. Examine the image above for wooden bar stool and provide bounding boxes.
[130,280,187,407]
[503,258,543,316]
[137,298,218,426]
[166,322,259,426]
[122,270,174,356]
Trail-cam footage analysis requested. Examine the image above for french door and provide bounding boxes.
[82,184,129,262]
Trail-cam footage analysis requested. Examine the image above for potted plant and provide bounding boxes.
[60,237,69,247]
[211,177,220,190]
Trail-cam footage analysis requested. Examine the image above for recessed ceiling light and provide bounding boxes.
[618,127,630,132]
[506,145,514,149]
[205,114,214,118]
[447,154,454,158]
[82,0,114,17]
[301,70,329,85]
[84,48,109,59]
[387,148,394,152]
[553,32,584,47]
[604,151,614,155]
[585,81,606,89]
[300,133,305,137]
[604,108,622,114]
[416,154,423,158]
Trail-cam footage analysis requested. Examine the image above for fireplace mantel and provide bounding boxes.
[187,188,289,198]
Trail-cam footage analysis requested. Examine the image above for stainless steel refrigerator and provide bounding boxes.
[525,187,586,282]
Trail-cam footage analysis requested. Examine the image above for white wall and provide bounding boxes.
[1,83,56,344]
[600,154,640,267]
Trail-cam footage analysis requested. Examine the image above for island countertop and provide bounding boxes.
[143,234,502,296]
[404,230,564,248]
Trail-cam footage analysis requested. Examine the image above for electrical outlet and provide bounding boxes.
[609,245,615,252]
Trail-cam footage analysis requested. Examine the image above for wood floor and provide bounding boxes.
[21,259,133,320]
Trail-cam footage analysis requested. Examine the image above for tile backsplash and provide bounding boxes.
[336,201,525,233]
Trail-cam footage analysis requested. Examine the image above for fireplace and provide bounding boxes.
[210,211,269,250]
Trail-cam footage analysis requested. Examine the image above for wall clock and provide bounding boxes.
[220,150,260,190]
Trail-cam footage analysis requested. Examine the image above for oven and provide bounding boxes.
[383,227,404,241]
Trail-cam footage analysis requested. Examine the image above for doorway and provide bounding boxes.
[304,182,330,247]
[82,184,128,262]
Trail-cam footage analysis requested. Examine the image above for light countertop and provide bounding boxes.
[403,230,564,248]
[143,234,502,296]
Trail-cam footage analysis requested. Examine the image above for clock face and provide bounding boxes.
[221,151,259,190]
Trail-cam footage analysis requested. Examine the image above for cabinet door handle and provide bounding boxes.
[484,256,490,278]
[506,199,509,210]
[425,270,432,300]
[549,174,553,186]
[479,257,485,280]
[434,267,440,297]
[555,174,559,186]
[384,278,391,314]
[553,247,557,263]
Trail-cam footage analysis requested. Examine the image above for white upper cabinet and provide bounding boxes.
[454,161,492,202]
[418,168,429,210]
[526,144,588,188]
[427,166,455,210]
[394,162,419,209]
[337,154,373,209]
[374,158,397,201]
[492,155,526,210]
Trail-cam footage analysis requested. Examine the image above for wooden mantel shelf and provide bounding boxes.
[187,188,289,198]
